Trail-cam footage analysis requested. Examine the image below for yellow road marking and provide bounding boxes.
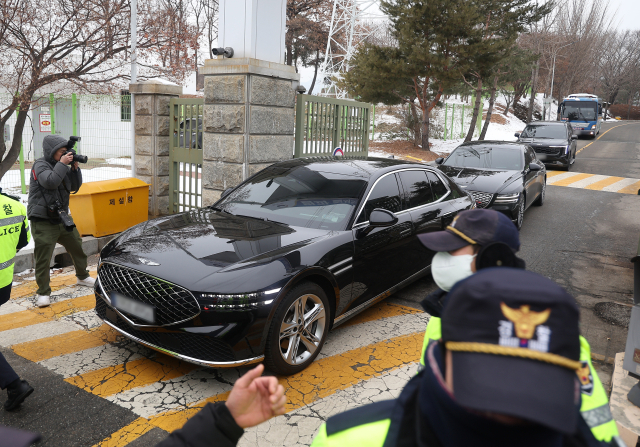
[551,173,593,187]
[406,156,424,162]
[584,176,625,191]
[576,122,640,154]
[92,417,156,447]
[12,324,119,362]
[0,294,97,332]
[147,331,422,433]
[11,271,97,300]
[338,302,421,329]
[65,354,199,397]
[617,180,640,195]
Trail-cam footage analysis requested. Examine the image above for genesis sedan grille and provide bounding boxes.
[98,263,200,326]
[469,191,494,209]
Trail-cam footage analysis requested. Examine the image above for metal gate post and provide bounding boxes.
[294,94,305,158]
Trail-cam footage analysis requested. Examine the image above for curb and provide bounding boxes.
[15,234,118,274]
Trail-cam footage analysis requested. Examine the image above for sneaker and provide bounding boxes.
[36,294,50,308]
[4,380,34,411]
[76,276,96,287]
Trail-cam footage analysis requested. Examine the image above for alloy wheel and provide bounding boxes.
[278,294,326,365]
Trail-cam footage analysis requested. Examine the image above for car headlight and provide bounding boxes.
[198,289,281,311]
[493,193,520,204]
[591,124,596,129]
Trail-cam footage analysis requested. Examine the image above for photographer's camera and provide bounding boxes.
[64,136,88,163]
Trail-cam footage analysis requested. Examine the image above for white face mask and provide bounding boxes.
[431,251,476,292]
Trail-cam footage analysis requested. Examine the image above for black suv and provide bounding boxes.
[515,121,577,171]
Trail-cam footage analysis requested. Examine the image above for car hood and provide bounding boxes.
[518,137,567,147]
[438,165,521,193]
[100,209,332,290]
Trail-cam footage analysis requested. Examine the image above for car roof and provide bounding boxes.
[457,141,527,150]
[267,156,429,179]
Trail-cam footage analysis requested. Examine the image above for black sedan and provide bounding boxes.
[95,157,473,375]
[515,121,577,171]
[435,141,546,230]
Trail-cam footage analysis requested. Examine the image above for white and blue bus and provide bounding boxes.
[558,93,603,138]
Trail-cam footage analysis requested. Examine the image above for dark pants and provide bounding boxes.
[31,219,89,296]
[0,283,19,389]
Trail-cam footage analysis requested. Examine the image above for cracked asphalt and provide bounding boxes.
[0,120,638,446]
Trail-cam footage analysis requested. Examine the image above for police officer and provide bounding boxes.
[311,268,611,447]
[0,189,34,411]
[28,135,95,308]
[417,209,621,445]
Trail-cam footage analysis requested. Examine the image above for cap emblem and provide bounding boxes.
[498,303,551,352]
[577,361,594,396]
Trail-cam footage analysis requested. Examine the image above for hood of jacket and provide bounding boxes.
[42,135,68,164]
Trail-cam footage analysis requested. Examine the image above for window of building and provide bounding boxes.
[121,90,131,122]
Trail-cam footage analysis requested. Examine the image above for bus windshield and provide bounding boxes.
[561,101,597,121]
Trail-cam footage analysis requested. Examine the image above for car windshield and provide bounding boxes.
[444,145,524,171]
[521,125,566,139]
[561,101,597,121]
[215,166,367,230]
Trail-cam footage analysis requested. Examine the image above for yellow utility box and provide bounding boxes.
[69,178,149,237]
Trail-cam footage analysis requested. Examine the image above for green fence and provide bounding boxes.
[169,98,204,214]
[294,95,371,158]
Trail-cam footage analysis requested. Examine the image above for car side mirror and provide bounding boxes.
[571,135,578,140]
[357,208,398,238]
[514,132,521,138]
[435,157,444,165]
[529,162,542,172]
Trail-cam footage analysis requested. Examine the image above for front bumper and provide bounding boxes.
[571,127,596,137]
[534,151,571,168]
[490,202,520,221]
[94,276,270,367]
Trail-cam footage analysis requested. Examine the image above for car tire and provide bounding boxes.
[264,282,330,375]
[533,179,545,206]
[513,194,525,230]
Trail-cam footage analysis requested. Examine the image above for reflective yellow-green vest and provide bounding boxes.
[0,194,29,288]
[419,317,620,443]
[311,417,390,447]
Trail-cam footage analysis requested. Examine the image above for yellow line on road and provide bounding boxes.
[584,176,625,191]
[92,417,156,447]
[11,271,97,300]
[551,173,593,187]
[65,355,199,397]
[0,294,97,332]
[617,180,640,195]
[338,302,420,329]
[148,331,423,433]
[12,324,119,362]
[576,122,640,155]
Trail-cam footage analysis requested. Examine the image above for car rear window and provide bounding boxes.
[216,166,367,230]
[444,145,524,171]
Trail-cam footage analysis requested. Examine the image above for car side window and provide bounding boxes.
[357,174,402,224]
[426,172,449,201]
[398,170,434,209]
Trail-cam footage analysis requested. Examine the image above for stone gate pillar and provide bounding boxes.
[129,80,183,216]
[200,58,299,205]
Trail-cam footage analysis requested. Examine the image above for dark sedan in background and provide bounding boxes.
[95,157,473,375]
[515,121,577,171]
[435,141,546,229]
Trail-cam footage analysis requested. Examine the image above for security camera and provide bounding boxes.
[212,47,234,58]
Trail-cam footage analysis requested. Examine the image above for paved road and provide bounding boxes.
[0,121,638,446]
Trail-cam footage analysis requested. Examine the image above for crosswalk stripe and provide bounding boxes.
[92,417,155,447]
[546,172,580,184]
[549,173,593,187]
[147,331,422,433]
[0,301,27,316]
[11,324,118,362]
[564,174,609,188]
[64,355,199,398]
[10,270,97,300]
[0,319,82,346]
[0,294,96,332]
[545,171,565,178]
[585,176,625,190]
[602,177,640,192]
[617,180,640,195]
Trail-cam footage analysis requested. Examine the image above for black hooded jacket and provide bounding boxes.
[27,135,82,220]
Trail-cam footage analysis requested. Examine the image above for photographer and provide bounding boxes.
[27,135,94,308]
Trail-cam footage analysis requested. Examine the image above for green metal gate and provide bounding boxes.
[294,94,371,158]
[169,98,204,213]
